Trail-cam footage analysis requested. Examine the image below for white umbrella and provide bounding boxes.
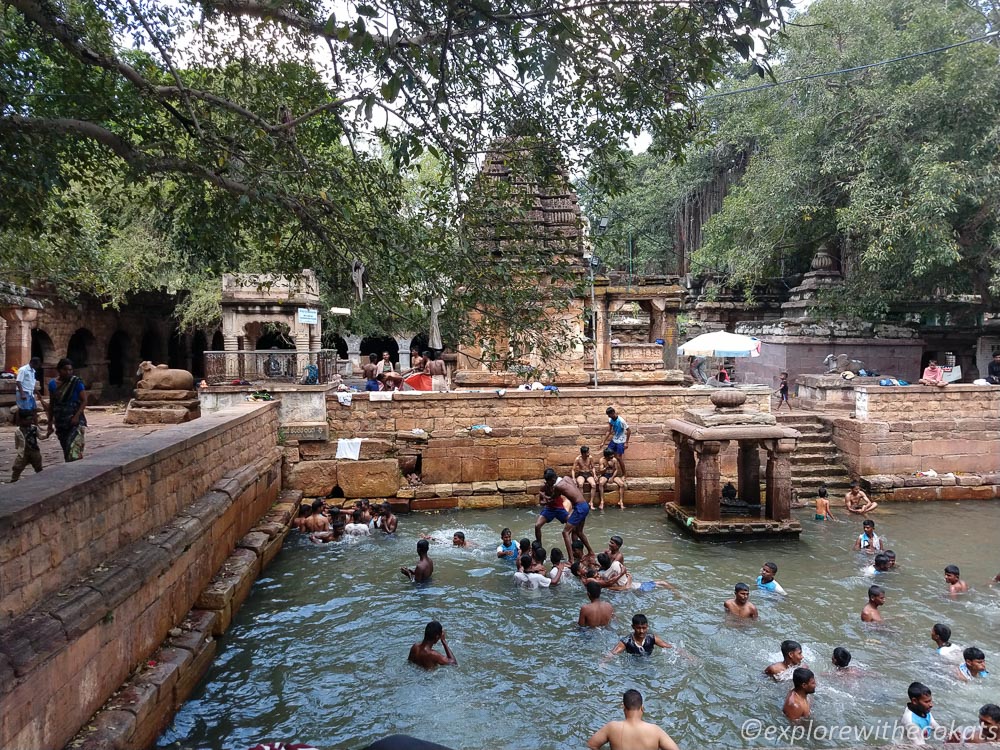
[678,331,761,358]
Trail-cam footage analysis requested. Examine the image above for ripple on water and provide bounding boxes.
[158,504,1000,749]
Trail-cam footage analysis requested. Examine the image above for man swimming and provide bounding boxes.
[610,614,673,656]
[945,565,969,594]
[783,668,815,720]
[578,581,614,627]
[757,562,787,594]
[400,539,433,582]
[861,584,885,623]
[765,639,806,679]
[407,621,456,669]
[724,583,758,619]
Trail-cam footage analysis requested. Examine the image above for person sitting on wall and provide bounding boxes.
[918,359,948,387]
[988,352,1000,385]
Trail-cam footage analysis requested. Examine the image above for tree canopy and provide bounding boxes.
[587,0,1000,319]
[1,0,790,361]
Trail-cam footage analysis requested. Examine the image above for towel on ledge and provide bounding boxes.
[369,391,394,401]
[336,438,363,460]
[337,392,352,407]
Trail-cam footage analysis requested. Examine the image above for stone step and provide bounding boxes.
[792,464,851,478]
[790,452,843,465]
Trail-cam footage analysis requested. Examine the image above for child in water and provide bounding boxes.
[610,614,673,656]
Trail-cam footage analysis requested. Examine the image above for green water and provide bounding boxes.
[157,503,1000,749]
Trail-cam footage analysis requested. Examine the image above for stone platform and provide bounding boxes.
[124,388,201,424]
[664,501,802,541]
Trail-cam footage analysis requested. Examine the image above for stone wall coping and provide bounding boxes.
[855,384,997,394]
[0,401,279,532]
[334,386,771,402]
[665,419,800,442]
[201,384,334,394]
[753,336,923,345]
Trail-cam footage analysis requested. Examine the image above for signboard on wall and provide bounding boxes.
[297,308,318,325]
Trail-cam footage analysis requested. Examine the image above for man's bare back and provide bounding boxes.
[554,476,585,505]
[304,513,330,532]
[579,600,614,627]
[587,719,680,750]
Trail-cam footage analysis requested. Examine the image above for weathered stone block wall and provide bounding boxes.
[0,402,280,626]
[832,385,1000,485]
[285,388,772,506]
[0,403,282,750]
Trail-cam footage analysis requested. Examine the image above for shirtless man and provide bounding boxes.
[377,371,406,391]
[572,446,598,507]
[586,689,680,750]
[783,668,816,720]
[814,486,835,521]
[538,468,595,562]
[945,565,969,594]
[535,468,572,547]
[724,583,759,619]
[400,539,433,582]
[765,640,806,678]
[604,535,625,567]
[598,448,625,510]
[426,350,448,392]
[375,502,398,534]
[579,581,614,627]
[362,353,380,391]
[407,620,457,669]
[303,499,331,533]
[845,481,878,514]
[861,584,885,623]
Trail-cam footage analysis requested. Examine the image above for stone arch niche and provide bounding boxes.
[360,336,398,365]
[252,322,296,350]
[106,330,131,387]
[167,331,188,370]
[140,329,165,364]
[191,330,209,378]
[31,329,55,368]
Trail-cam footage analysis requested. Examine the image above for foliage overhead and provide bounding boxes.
[1,0,791,364]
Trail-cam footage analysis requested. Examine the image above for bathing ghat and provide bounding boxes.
[1,385,998,749]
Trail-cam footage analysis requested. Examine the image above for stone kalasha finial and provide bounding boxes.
[710,389,747,409]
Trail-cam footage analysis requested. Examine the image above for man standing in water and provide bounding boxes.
[861,584,885,623]
[724,583,759,619]
[407,621,456,669]
[586,689,680,750]
[535,467,571,546]
[400,539,433,582]
[578,581,615,627]
[783,668,816,720]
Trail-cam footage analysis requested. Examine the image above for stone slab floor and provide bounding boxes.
[0,407,170,485]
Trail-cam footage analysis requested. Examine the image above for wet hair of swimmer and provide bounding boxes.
[980,704,1000,724]
[531,547,546,563]
[781,640,802,659]
[908,682,932,701]
[734,582,750,593]
[623,689,643,711]
[833,647,852,668]
[570,561,583,577]
[352,509,363,523]
[519,538,532,552]
[609,535,623,548]
[580,446,589,454]
[762,561,778,575]
[793,668,815,689]
[586,581,602,599]
[544,467,557,482]
[424,620,443,641]
[945,564,961,576]
[311,498,325,512]
[520,554,533,570]
[631,613,649,628]
[572,539,585,551]
[964,646,986,661]
[416,539,429,555]
[298,503,312,517]
[874,553,890,570]
[453,531,465,542]
[550,548,563,565]
[597,552,612,569]
[868,584,884,600]
[933,623,952,643]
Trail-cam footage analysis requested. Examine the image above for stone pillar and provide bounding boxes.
[223,333,240,378]
[595,298,611,371]
[694,440,722,522]
[1,308,38,371]
[737,440,762,505]
[396,337,411,370]
[344,334,362,373]
[764,439,795,521]
[295,330,310,378]
[673,434,696,506]
[662,311,679,371]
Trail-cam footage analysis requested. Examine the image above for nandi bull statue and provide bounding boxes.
[823,353,866,375]
[136,361,195,390]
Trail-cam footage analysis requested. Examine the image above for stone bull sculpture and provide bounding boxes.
[136,361,195,390]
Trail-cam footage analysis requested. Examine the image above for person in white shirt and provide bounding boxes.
[902,682,941,745]
[15,357,41,411]
[514,555,551,588]
[931,623,963,664]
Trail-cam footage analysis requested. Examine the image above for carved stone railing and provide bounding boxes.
[610,343,665,371]
[204,349,338,384]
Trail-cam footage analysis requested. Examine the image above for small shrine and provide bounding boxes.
[664,389,802,540]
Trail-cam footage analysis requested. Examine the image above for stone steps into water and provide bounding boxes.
[775,413,854,496]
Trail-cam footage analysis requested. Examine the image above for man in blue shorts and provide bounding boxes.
[535,467,571,546]
[602,406,631,478]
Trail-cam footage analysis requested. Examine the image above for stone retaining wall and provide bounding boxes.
[0,403,282,750]
[282,388,771,509]
[831,385,1000,499]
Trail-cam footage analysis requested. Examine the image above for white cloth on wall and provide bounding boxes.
[336,438,363,460]
[337,392,353,406]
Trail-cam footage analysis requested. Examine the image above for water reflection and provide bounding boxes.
[158,503,1000,749]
